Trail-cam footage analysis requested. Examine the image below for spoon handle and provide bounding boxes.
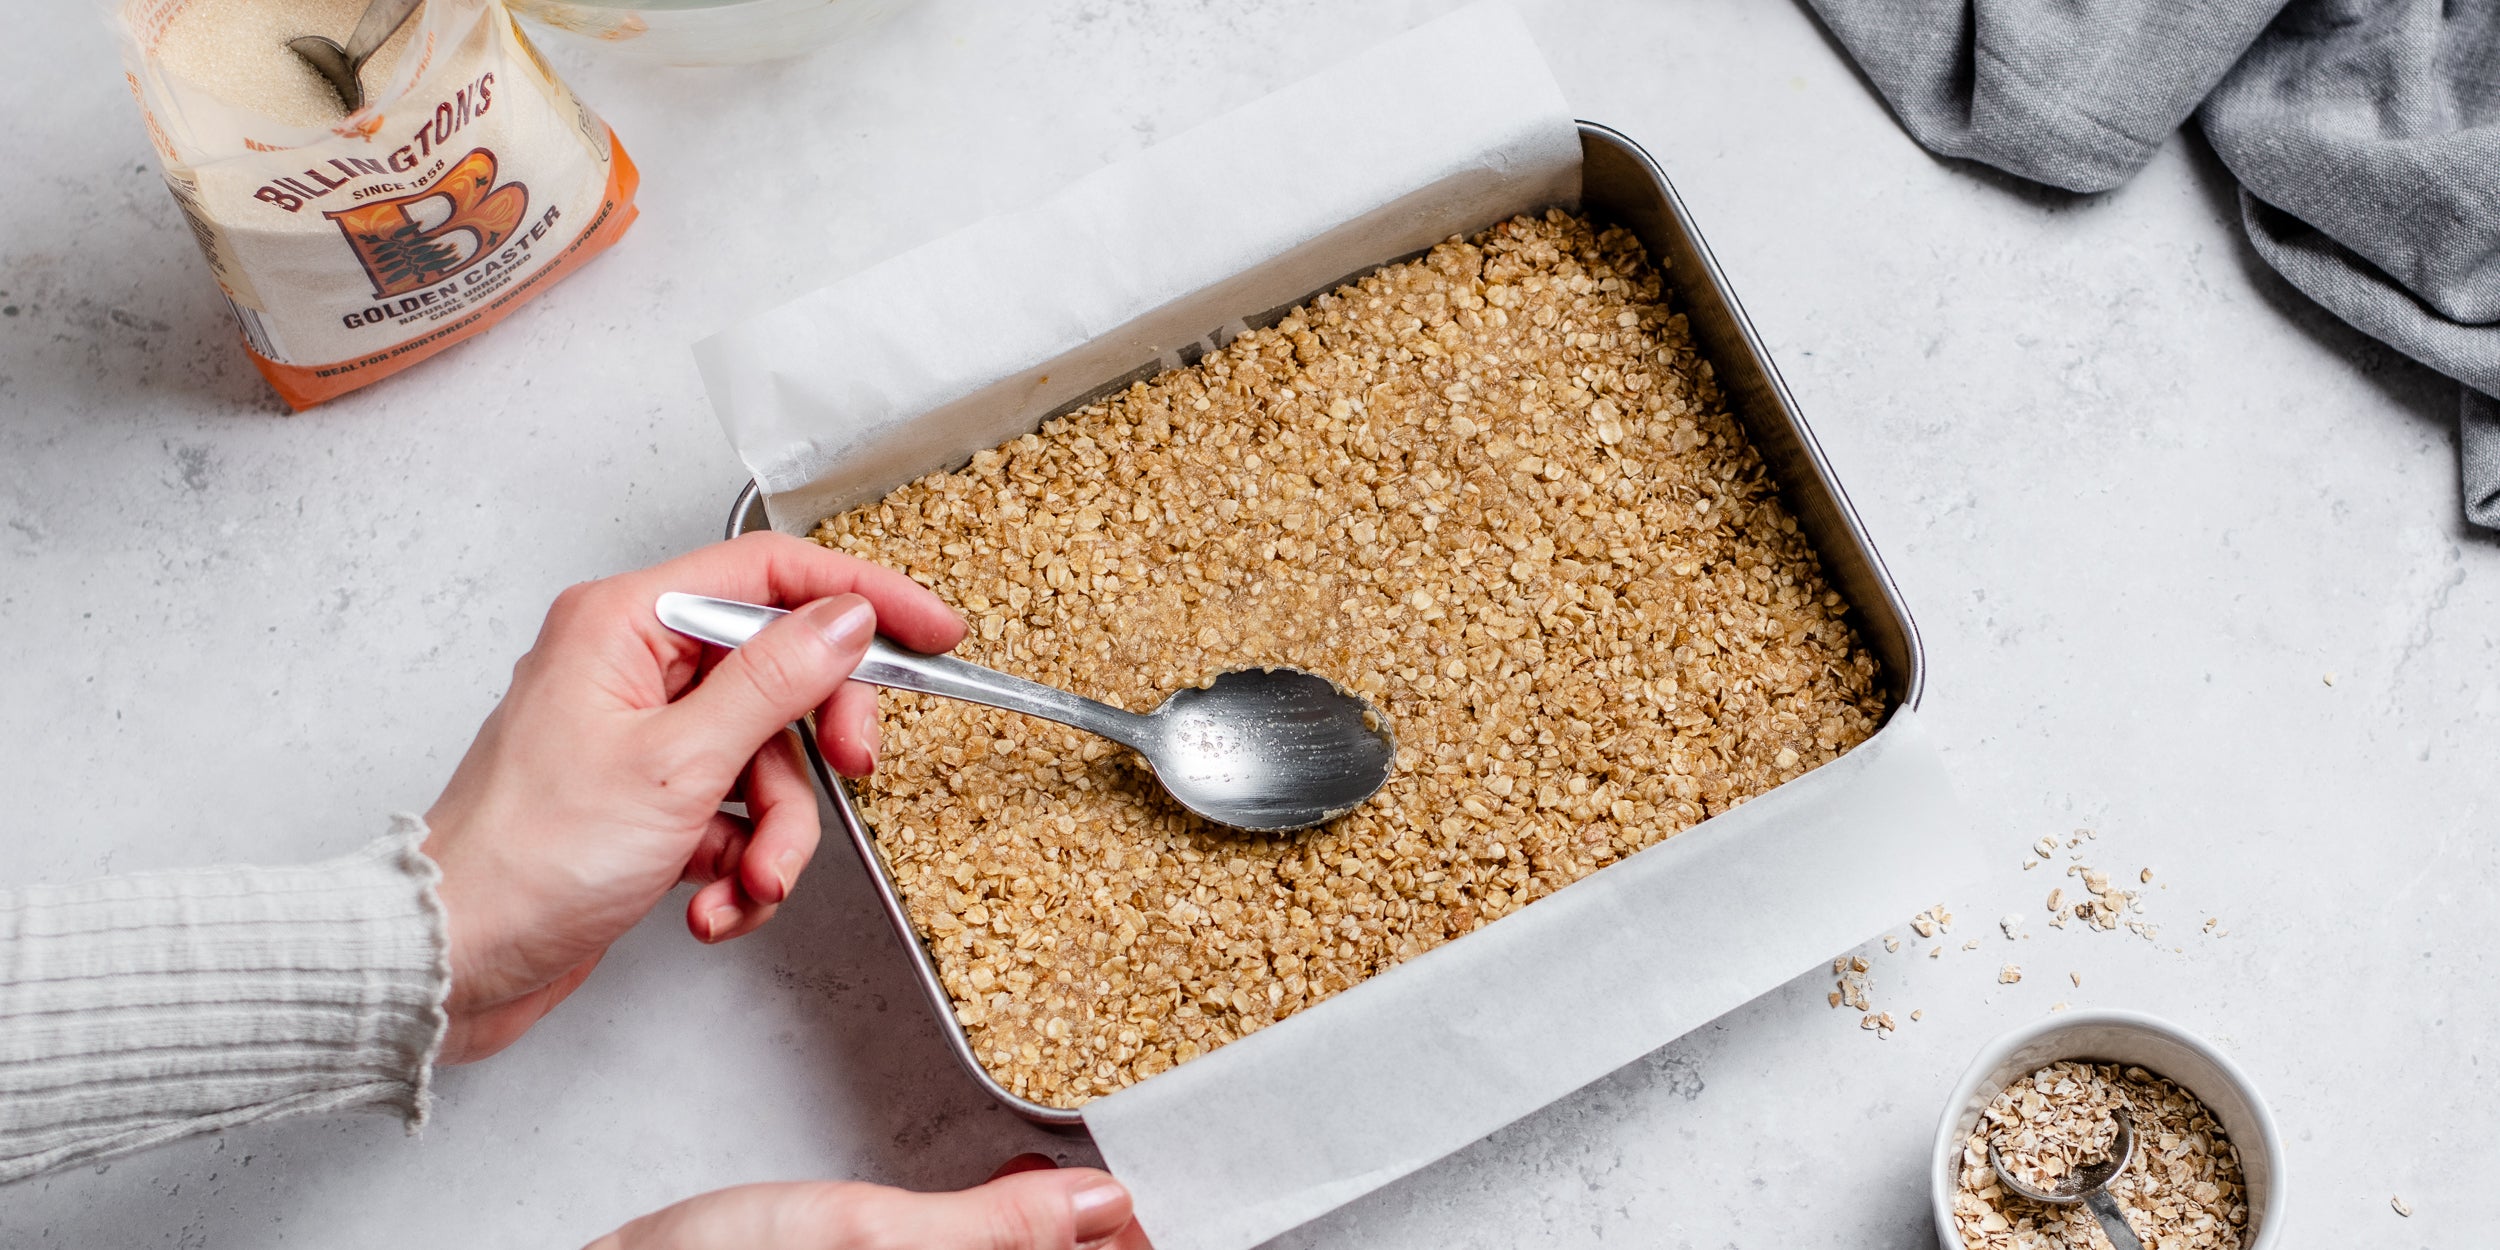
[654,592,1156,751]
[345,0,424,60]
[2080,1191,2145,1250]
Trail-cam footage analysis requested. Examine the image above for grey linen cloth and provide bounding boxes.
[1806,0,2500,528]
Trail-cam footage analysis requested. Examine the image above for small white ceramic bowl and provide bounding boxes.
[1931,1009,2284,1250]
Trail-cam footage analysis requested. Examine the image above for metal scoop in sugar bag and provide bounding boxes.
[285,0,421,112]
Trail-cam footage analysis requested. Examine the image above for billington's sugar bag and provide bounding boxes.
[113,0,638,408]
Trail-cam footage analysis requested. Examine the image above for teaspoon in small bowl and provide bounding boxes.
[1988,1106,2145,1250]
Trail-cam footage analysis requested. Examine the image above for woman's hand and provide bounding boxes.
[420,532,966,1064]
[589,1157,1150,1250]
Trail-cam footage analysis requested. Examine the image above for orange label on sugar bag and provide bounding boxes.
[115,0,639,409]
[246,138,639,408]
[329,148,533,299]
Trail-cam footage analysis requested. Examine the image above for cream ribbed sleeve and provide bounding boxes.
[0,816,450,1183]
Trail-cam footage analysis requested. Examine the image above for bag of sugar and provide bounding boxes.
[111,0,638,408]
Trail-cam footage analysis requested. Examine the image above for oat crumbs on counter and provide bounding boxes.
[810,210,1887,1108]
[1955,1061,2248,1250]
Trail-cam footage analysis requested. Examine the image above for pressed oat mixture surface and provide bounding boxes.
[810,210,1887,1108]
[1953,1061,2249,1250]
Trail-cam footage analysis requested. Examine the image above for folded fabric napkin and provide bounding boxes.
[1807,0,2500,528]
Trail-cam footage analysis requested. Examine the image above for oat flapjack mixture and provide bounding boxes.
[1953,1061,2248,1250]
[809,211,1887,1107]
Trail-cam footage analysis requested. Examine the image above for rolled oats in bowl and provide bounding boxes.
[810,210,1888,1108]
[1954,1060,2249,1250]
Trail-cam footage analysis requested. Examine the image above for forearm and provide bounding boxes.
[0,817,450,1183]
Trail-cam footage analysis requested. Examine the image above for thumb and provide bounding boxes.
[589,1172,1137,1250]
[660,594,875,785]
[869,1168,1135,1250]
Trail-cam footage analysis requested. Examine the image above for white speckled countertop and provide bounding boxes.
[1,2,2488,1246]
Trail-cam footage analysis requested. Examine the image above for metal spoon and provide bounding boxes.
[287,0,424,114]
[1988,1106,2145,1250]
[655,592,1397,832]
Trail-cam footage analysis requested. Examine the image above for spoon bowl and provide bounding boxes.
[1986,1107,2145,1250]
[286,0,423,112]
[1144,667,1397,831]
[655,592,1395,831]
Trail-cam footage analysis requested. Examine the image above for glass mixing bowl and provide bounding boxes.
[509,0,917,66]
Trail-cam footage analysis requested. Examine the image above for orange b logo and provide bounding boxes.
[327,149,528,298]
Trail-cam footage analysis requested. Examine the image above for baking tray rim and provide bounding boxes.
[723,118,1925,1128]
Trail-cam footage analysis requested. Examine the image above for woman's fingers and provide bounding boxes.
[817,680,883,779]
[684,809,752,888]
[593,1171,1140,1250]
[678,730,818,942]
[628,532,968,657]
[1094,1216,1157,1250]
[877,1168,1137,1250]
[685,873,775,944]
[738,730,821,906]
[650,595,874,790]
[682,811,767,943]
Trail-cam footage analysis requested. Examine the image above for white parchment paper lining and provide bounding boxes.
[696,7,1976,1249]
[695,2,1579,533]
[1085,710,1964,1250]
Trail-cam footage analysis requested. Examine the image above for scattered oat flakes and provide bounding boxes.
[2140,867,2154,884]
[1831,953,1878,1019]
[1910,1009,1924,1021]
[2051,857,2143,933]
[1998,964,2023,984]
[1929,945,1943,959]
[2324,672,2337,686]
[2392,1195,2412,1217]
[813,211,1887,1107]
[1964,938,1981,951]
[1884,935,1902,953]
[2049,1001,2069,1011]
[1999,913,2024,940]
[2070,971,2082,987]
[1953,1060,2247,1250]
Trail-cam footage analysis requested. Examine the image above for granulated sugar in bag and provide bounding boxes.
[113,0,638,408]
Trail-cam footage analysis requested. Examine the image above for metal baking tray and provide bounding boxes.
[724,120,1924,1129]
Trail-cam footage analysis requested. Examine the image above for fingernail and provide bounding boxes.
[703,904,740,941]
[815,597,874,648]
[1068,1180,1130,1239]
[774,849,803,900]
